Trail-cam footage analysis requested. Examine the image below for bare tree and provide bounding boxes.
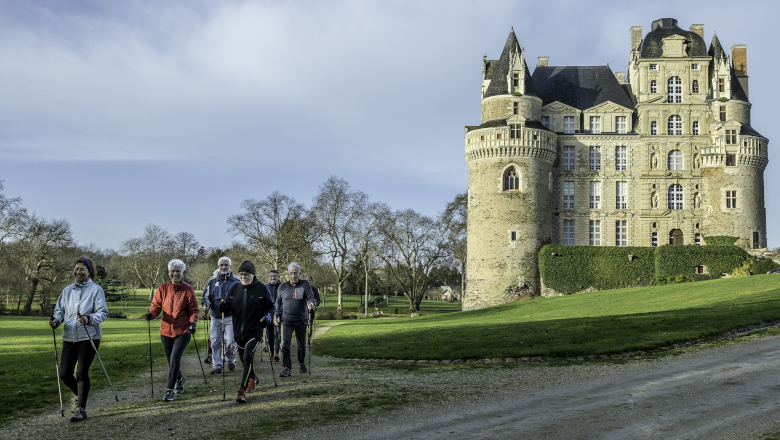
[188,262,214,291]
[376,208,448,312]
[354,202,385,317]
[0,181,27,254]
[119,224,174,301]
[173,231,200,271]
[227,191,317,271]
[311,176,368,318]
[442,191,467,302]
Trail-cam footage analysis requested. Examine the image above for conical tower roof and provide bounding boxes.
[483,29,538,99]
[709,32,727,61]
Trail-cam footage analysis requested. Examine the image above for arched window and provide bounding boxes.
[669,229,684,245]
[650,121,657,135]
[667,76,682,103]
[668,115,682,135]
[667,150,684,170]
[650,80,657,94]
[668,184,683,210]
[692,80,699,94]
[503,168,520,190]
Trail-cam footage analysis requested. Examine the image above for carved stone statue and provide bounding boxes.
[693,153,700,170]
[695,192,701,209]
[651,191,658,209]
[650,153,657,170]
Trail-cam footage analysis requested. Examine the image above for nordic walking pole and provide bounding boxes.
[77,313,119,402]
[265,319,277,388]
[308,310,313,375]
[191,332,208,383]
[220,303,227,401]
[49,311,64,417]
[148,318,154,397]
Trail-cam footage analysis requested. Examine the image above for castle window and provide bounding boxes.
[650,80,657,93]
[650,121,658,135]
[651,232,658,247]
[692,80,699,93]
[533,133,538,140]
[563,220,575,245]
[693,121,700,135]
[695,233,702,245]
[480,135,484,141]
[563,182,575,209]
[726,154,736,166]
[564,116,575,134]
[510,124,521,139]
[668,115,682,135]
[589,220,601,246]
[668,150,684,170]
[668,184,683,210]
[719,78,725,93]
[692,63,699,70]
[668,76,682,103]
[753,231,761,249]
[563,146,575,171]
[541,116,549,128]
[719,106,727,122]
[615,221,627,247]
[616,182,627,209]
[726,190,737,208]
[513,102,519,115]
[589,181,601,209]
[503,168,520,191]
[497,134,502,140]
[589,146,601,170]
[511,231,517,241]
[616,116,627,134]
[615,146,627,170]
[590,116,601,134]
[649,64,658,70]
[725,130,737,145]
[513,73,520,87]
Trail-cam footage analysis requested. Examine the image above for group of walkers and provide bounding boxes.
[49,255,320,422]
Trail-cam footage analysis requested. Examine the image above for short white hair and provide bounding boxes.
[168,259,186,272]
[218,256,231,266]
[287,262,301,274]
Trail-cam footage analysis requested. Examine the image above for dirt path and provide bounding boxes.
[4,329,780,439]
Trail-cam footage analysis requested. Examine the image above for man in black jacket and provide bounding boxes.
[266,269,282,362]
[305,276,321,347]
[219,261,275,403]
[274,262,316,377]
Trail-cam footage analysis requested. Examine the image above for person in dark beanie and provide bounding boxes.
[218,260,275,403]
[274,262,316,377]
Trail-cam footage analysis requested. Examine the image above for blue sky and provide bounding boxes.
[1,0,778,249]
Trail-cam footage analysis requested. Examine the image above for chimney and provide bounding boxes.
[615,72,625,84]
[689,24,704,39]
[538,56,548,67]
[631,26,642,52]
[731,44,747,76]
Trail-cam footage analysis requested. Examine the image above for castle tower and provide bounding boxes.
[464,30,556,310]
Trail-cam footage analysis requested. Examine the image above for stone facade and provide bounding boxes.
[464,18,768,310]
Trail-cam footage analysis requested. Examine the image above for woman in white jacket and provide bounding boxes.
[48,257,109,422]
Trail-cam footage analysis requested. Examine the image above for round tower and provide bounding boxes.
[464,30,556,310]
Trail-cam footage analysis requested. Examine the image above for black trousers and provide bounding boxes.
[264,322,281,353]
[236,338,260,390]
[59,339,100,409]
[160,333,190,390]
[281,320,307,369]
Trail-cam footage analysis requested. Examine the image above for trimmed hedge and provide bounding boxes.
[703,235,739,246]
[539,244,749,295]
[539,245,655,294]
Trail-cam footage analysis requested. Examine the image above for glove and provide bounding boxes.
[189,321,197,334]
[260,317,269,326]
[143,312,153,322]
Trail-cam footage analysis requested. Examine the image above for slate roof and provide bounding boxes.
[483,30,539,99]
[465,118,553,133]
[708,33,727,61]
[638,18,708,58]
[739,124,765,138]
[531,66,635,110]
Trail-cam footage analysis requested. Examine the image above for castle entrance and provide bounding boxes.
[669,229,684,245]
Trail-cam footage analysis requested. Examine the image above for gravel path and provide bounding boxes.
[4,329,780,439]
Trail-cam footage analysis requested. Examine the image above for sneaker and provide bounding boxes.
[262,345,269,353]
[246,378,256,393]
[174,375,185,393]
[300,364,308,374]
[163,389,175,401]
[236,389,247,403]
[280,367,291,377]
[205,355,212,364]
[70,407,87,422]
[228,363,236,371]
[273,353,280,362]
[210,367,222,374]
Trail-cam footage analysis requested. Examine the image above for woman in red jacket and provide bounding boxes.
[144,259,199,402]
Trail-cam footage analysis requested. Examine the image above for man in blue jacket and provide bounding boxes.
[200,256,240,373]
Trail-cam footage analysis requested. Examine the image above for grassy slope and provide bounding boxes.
[316,275,780,359]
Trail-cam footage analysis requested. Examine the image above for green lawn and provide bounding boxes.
[317,294,462,316]
[316,275,780,360]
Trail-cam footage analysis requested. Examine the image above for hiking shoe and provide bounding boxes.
[236,389,247,403]
[205,355,212,364]
[262,345,269,353]
[228,363,236,371]
[300,364,308,374]
[163,389,175,401]
[174,375,185,393]
[246,378,256,393]
[273,353,280,362]
[280,367,291,377]
[210,367,222,374]
[70,407,87,422]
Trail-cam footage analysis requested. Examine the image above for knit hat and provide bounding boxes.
[237,260,256,275]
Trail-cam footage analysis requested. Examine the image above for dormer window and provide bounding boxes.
[650,64,658,70]
[563,116,575,134]
[541,116,549,128]
[725,130,737,145]
[616,116,627,134]
[510,124,521,139]
[719,78,725,93]
[590,116,601,134]
[513,73,519,87]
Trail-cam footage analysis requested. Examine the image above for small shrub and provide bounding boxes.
[108,310,127,319]
[753,258,780,275]
[703,235,739,246]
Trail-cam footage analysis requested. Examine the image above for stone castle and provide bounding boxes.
[464,18,768,310]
